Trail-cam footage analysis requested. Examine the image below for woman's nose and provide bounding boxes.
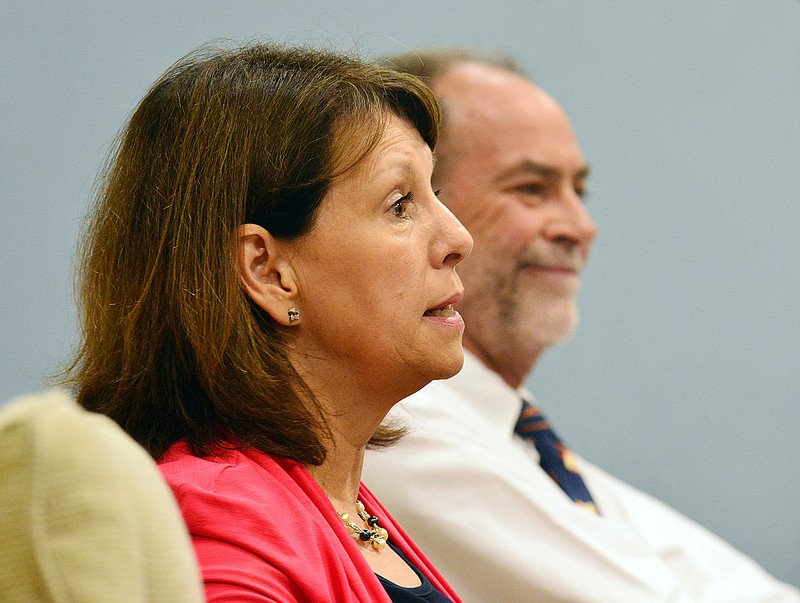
[434,199,473,268]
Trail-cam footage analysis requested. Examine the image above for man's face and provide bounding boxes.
[433,63,597,386]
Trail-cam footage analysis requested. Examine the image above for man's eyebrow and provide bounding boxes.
[497,159,591,181]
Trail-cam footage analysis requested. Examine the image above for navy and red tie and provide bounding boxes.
[515,400,598,513]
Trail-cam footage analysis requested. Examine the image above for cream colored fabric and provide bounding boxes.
[0,390,204,602]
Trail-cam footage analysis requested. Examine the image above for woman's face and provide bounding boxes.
[288,113,473,402]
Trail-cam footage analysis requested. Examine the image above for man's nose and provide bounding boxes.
[542,189,597,247]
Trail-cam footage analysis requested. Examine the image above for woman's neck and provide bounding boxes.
[306,432,365,513]
[292,353,397,509]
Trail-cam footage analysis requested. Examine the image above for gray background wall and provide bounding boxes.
[2,0,798,587]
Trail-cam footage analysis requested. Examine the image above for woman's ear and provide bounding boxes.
[237,224,298,326]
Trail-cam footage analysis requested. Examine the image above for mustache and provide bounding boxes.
[516,245,585,273]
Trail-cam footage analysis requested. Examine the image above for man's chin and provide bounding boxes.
[524,307,579,348]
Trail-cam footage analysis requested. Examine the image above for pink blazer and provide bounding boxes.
[159,440,462,602]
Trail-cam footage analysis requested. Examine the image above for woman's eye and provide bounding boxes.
[391,192,414,218]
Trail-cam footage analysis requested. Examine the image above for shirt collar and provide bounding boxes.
[444,350,529,438]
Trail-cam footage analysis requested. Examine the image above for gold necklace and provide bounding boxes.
[339,500,389,550]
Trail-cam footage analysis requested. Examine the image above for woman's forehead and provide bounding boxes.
[332,114,427,181]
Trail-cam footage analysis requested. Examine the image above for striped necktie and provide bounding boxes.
[515,400,598,513]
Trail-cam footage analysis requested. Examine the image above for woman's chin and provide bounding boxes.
[424,347,466,384]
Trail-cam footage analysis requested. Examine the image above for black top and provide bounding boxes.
[376,542,455,603]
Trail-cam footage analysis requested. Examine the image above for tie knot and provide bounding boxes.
[515,400,550,435]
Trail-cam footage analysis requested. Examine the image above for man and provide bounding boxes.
[362,48,800,602]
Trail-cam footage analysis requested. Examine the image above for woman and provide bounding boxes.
[67,42,472,602]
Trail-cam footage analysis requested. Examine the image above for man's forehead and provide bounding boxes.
[437,63,541,107]
[433,62,584,174]
[438,71,559,135]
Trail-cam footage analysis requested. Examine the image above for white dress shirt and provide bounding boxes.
[363,351,799,603]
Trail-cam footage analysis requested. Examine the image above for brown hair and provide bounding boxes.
[64,42,440,465]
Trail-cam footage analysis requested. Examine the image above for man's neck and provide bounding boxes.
[463,338,541,389]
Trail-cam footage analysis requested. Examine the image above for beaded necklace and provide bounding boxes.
[339,500,389,550]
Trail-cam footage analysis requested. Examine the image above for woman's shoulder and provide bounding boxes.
[158,440,241,488]
[158,441,312,506]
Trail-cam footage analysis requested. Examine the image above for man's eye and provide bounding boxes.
[516,183,544,195]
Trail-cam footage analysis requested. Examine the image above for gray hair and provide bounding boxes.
[381,46,526,85]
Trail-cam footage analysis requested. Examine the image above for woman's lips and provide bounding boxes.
[423,304,455,318]
[423,291,464,317]
[423,291,465,328]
